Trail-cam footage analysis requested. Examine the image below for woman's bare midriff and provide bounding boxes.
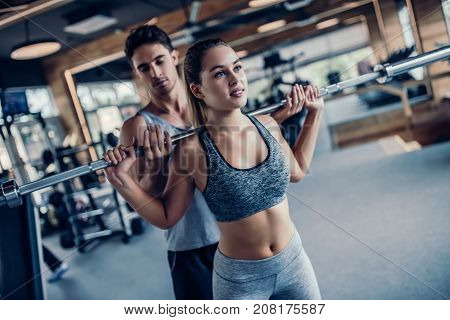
[217,198,295,260]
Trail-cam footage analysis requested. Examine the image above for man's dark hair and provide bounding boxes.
[124,25,174,61]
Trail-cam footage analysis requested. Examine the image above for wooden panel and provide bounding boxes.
[364,6,388,61]
[411,0,450,102]
[44,0,249,71]
[379,0,405,52]
[331,101,450,148]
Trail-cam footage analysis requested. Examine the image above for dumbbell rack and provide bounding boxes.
[54,145,131,252]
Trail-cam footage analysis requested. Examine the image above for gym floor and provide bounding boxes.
[43,120,450,299]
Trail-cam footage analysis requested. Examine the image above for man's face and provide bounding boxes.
[131,43,179,97]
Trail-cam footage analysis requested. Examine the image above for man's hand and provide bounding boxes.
[142,124,173,163]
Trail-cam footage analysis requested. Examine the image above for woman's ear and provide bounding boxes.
[190,83,204,100]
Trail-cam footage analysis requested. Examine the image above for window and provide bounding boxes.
[0,86,59,118]
[77,81,141,110]
[243,23,371,104]
[77,85,97,111]
[113,81,141,105]
[443,0,450,40]
[397,3,415,48]
[0,137,12,171]
[396,1,424,80]
[90,83,118,107]
[75,80,142,157]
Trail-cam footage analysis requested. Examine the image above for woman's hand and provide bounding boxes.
[303,85,324,112]
[271,84,305,124]
[103,138,137,187]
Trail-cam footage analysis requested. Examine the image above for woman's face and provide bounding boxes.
[193,45,248,111]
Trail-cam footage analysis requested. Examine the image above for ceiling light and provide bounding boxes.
[249,0,283,8]
[343,2,361,9]
[146,17,159,25]
[11,40,61,60]
[171,29,195,47]
[257,19,286,33]
[236,50,248,58]
[316,18,340,30]
[64,14,117,35]
[284,0,313,10]
[10,20,61,60]
[343,15,364,25]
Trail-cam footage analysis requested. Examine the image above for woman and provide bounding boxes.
[104,39,323,299]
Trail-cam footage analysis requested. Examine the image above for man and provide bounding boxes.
[114,25,220,300]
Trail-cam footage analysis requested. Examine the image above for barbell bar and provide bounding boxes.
[0,45,449,208]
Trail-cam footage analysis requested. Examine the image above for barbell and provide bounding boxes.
[1,45,449,208]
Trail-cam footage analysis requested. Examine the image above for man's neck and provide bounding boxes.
[144,78,190,126]
[147,78,186,115]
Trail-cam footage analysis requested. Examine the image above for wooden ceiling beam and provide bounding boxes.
[43,0,249,71]
[178,4,373,59]
[0,0,74,30]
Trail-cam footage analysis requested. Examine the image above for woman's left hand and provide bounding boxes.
[303,85,324,112]
[103,140,137,187]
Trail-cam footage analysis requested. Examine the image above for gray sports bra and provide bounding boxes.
[198,115,291,222]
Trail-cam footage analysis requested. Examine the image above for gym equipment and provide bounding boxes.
[50,145,130,252]
[0,194,44,299]
[0,45,449,208]
[130,216,145,235]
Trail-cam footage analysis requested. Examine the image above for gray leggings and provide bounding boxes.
[213,230,321,300]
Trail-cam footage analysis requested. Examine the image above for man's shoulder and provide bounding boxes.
[119,113,149,144]
[122,112,148,131]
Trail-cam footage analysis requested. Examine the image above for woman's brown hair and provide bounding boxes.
[183,39,229,127]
